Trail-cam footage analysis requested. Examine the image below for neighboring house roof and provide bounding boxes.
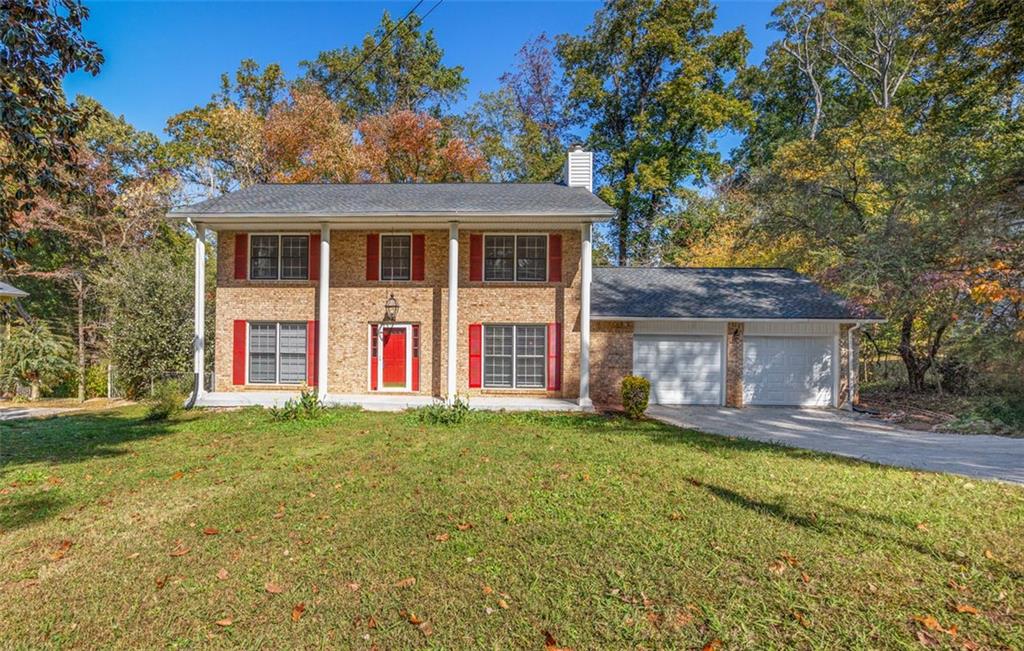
[592,267,880,321]
[170,183,616,218]
[0,281,28,300]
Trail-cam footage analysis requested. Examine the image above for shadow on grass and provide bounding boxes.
[0,410,173,470]
[0,494,68,531]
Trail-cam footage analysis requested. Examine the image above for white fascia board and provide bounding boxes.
[166,212,614,229]
[593,317,888,323]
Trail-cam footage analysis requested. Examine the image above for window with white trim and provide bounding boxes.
[248,322,307,384]
[381,234,411,281]
[483,324,546,388]
[484,234,546,282]
[250,235,309,280]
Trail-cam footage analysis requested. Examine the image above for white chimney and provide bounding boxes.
[564,144,593,192]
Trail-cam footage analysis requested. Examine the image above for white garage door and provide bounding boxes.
[633,335,723,405]
[743,336,834,406]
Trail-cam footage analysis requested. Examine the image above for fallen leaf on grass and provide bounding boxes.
[456,522,473,531]
[291,602,305,622]
[952,603,979,615]
[434,532,450,542]
[394,577,416,588]
[50,540,72,561]
[367,615,377,629]
[912,615,956,636]
[916,522,929,531]
[702,639,721,651]
[346,581,360,591]
[482,585,494,595]
[203,527,219,536]
[169,545,190,557]
[402,611,433,636]
[155,575,169,589]
[126,552,140,560]
[215,617,233,627]
[170,471,184,481]
[767,559,787,575]
[544,630,571,651]
[793,610,812,628]
[273,503,286,519]
[216,568,229,581]
[497,598,509,609]
[800,572,811,584]
[265,582,284,594]
[983,549,995,560]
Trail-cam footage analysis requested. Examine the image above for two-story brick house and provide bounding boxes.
[173,147,879,411]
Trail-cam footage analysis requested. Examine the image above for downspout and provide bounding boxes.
[185,217,201,410]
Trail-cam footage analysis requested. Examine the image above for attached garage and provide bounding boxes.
[743,335,834,406]
[633,334,723,405]
[591,267,884,410]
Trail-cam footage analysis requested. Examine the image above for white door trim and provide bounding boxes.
[374,324,413,392]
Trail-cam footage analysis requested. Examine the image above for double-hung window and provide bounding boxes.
[250,235,309,280]
[248,322,307,384]
[484,234,546,282]
[482,324,546,388]
[380,234,411,281]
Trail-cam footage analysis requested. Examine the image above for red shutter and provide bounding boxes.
[412,234,425,281]
[547,322,562,391]
[411,324,420,391]
[468,323,482,388]
[232,320,247,385]
[369,325,378,390]
[469,234,483,282]
[306,320,318,386]
[548,234,562,283]
[366,233,379,281]
[233,234,248,280]
[309,233,320,281]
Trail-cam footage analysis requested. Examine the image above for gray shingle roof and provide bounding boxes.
[171,183,616,217]
[592,267,877,320]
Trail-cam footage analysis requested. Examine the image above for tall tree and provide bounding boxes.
[0,0,103,259]
[301,11,467,119]
[14,97,177,400]
[215,59,287,118]
[357,110,486,183]
[557,0,752,264]
[468,34,571,182]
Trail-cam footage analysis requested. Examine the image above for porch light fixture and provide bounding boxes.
[383,293,400,322]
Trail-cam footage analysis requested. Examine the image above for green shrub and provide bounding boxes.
[415,396,472,425]
[145,380,184,421]
[270,387,325,421]
[621,375,651,419]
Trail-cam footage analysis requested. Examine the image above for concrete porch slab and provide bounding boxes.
[194,392,586,413]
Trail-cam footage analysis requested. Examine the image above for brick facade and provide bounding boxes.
[589,321,634,408]
[213,228,583,399]
[724,322,745,408]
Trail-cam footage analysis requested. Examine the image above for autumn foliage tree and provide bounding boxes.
[357,110,486,183]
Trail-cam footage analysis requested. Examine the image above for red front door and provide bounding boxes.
[381,329,407,388]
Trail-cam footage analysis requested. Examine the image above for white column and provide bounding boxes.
[579,222,592,407]
[317,224,330,399]
[447,222,459,403]
[193,223,206,398]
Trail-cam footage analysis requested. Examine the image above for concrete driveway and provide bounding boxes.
[648,405,1024,484]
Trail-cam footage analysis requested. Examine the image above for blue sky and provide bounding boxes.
[65,1,780,155]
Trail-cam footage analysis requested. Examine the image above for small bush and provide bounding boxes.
[621,375,651,419]
[415,395,472,425]
[270,387,325,421]
[937,356,975,395]
[146,380,184,421]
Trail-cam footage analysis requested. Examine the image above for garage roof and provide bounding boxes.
[592,267,879,321]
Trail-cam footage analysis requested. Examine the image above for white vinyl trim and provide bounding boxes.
[371,323,413,392]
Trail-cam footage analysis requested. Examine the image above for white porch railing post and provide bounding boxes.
[317,224,330,399]
[447,222,459,403]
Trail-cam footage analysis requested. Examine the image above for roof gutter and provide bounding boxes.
[590,316,887,324]
[166,210,615,222]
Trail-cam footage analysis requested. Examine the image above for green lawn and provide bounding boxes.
[1,407,1021,649]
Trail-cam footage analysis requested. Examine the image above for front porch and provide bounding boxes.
[195,391,589,412]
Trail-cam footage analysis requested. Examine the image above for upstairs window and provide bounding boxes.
[381,234,411,281]
[484,234,546,282]
[250,234,309,280]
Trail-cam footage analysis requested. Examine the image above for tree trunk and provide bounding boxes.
[76,281,86,402]
[30,381,40,401]
[898,313,926,392]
